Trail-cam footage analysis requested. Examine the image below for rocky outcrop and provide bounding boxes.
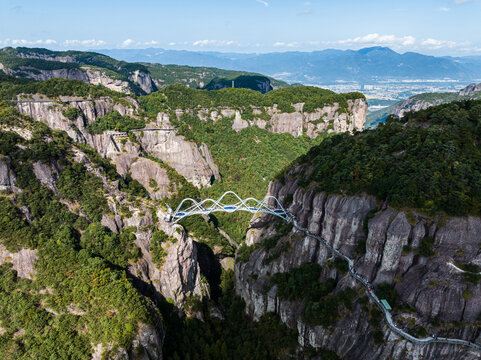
[16,95,138,144]
[458,83,481,97]
[129,70,156,94]
[1,66,90,83]
[388,83,481,120]
[72,148,206,309]
[32,160,59,193]
[391,97,447,119]
[16,98,220,191]
[1,53,156,95]
[115,156,171,200]
[204,75,273,94]
[140,115,220,188]
[0,155,21,193]
[91,323,163,360]
[84,67,131,93]
[235,165,481,360]
[0,245,37,280]
[196,99,367,138]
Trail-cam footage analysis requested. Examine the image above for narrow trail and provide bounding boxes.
[289,214,481,351]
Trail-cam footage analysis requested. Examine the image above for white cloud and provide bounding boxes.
[273,41,300,48]
[121,39,134,47]
[138,40,158,46]
[63,39,107,47]
[337,33,416,47]
[192,39,237,47]
[168,42,176,46]
[454,0,470,4]
[255,0,269,7]
[420,38,470,49]
[3,39,57,46]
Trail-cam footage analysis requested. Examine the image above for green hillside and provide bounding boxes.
[146,63,290,89]
[291,99,481,216]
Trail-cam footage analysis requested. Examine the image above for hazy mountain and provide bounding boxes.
[99,47,481,84]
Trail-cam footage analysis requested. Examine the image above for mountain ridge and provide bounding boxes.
[99,47,481,84]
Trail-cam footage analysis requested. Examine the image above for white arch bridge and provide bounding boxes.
[167,191,290,224]
[166,191,481,352]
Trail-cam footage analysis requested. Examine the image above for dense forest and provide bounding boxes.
[290,99,481,216]
[141,83,364,115]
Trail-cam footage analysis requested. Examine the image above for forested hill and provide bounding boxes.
[145,63,290,90]
[0,47,156,95]
[0,47,290,96]
[288,99,481,217]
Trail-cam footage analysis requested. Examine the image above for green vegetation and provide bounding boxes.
[0,77,123,100]
[204,75,272,93]
[166,113,324,244]
[87,110,145,134]
[150,228,176,268]
[0,47,155,95]
[162,269,307,360]
[146,63,290,89]
[416,236,435,257]
[142,84,364,116]
[62,107,81,120]
[0,106,158,357]
[454,262,481,284]
[375,282,398,306]
[293,100,481,217]
[271,263,356,327]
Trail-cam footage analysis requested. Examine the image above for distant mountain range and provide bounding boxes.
[99,47,481,84]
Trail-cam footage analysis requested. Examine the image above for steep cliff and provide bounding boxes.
[190,98,367,138]
[236,169,481,359]
[15,96,220,192]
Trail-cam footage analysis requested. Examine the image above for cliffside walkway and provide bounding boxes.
[167,191,481,352]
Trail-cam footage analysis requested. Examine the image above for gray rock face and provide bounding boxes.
[0,156,21,193]
[392,98,447,118]
[17,98,220,192]
[197,99,367,138]
[32,161,59,193]
[129,70,156,94]
[458,83,481,96]
[1,55,156,95]
[70,148,206,309]
[140,116,220,188]
[235,166,481,360]
[0,245,37,280]
[91,324,163,360]
[16,95,138,145]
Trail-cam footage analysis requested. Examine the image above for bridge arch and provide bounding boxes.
[168,191,290,223]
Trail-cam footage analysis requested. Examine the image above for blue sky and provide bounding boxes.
[0,0,480,55]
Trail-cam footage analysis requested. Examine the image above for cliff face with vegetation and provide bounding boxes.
[0,47,156,95]
[234,100,481,359]
[236,176,481,360]
[0,75,383,360]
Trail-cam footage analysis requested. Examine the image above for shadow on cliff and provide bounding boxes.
[195,242,223,301]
